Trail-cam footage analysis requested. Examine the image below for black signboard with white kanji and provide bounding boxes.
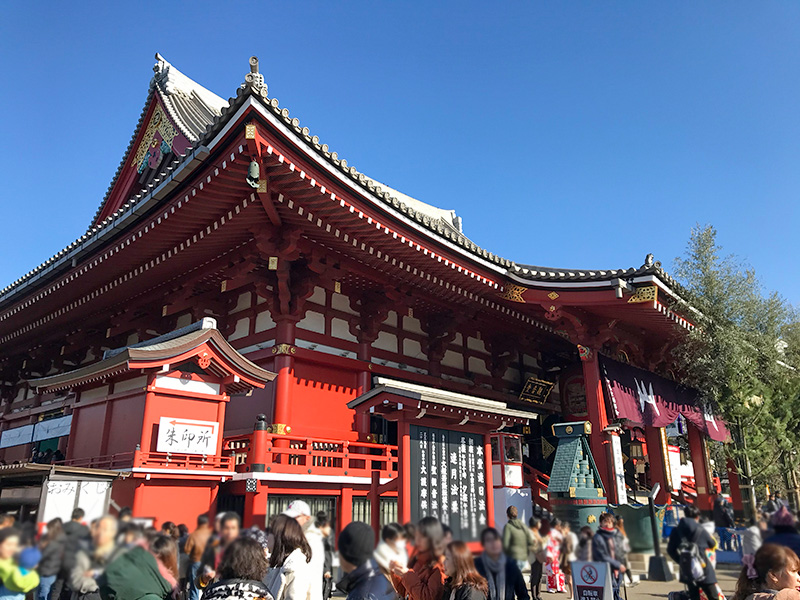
[409,425,488,541]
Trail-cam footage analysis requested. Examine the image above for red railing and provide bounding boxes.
[62,451,234,471]
[523,464,551,511]
[223,433,398,479]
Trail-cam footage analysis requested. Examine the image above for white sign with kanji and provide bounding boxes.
[156,417,219,455]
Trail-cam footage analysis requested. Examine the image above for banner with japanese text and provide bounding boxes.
[409,425,487,541]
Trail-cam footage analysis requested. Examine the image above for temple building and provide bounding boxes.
[0,55,734,532]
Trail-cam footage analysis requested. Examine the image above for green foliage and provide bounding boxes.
[671,225,800,490]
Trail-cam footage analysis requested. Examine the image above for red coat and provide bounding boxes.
[392,550,446,600]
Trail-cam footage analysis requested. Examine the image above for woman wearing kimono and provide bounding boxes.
[542,520,565,593]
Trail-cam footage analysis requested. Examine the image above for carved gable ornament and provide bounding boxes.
[131,103,191,174]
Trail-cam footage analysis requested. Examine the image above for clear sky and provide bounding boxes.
[1,2,798,304]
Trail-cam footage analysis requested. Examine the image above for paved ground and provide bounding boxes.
[536,565,740,600]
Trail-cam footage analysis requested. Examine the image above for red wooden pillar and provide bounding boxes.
[644,425,670,504]
[580,350,613,496]
[398,419,412,525]
[215,399,227,456]
[273,317,297,436]
[140,377,158,453]
[688,424,712,511]
[483,433,496,529]
[244,483,268,528]
[727,457,744,517]
[369,471,381,543]
[356,342,372,435]
[339,487,353,535]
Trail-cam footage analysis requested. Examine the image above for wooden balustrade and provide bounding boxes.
[61,451,234,471]
[223,433,398,479]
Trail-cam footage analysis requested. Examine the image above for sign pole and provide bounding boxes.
[646,483,673,581]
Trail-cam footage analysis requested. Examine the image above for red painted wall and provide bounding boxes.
[291,360,360,440]
[71,404,105,459]
[128,478,219,528]
[105,397,145,456]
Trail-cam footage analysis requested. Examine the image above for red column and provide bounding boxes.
[339,487,353,535]
[688,424,712,511]
[251,415,268,471]
[140,378,158,453]
[644,425,670,504]
[580,350,613,497]
[273,318,297,444]
[398,419,411,525]
[215,398,227,456]
[370,471,381,543]
[727,458,744,517]
[483,433,496,529]
[356,342,372,435]
[244,483,268,528]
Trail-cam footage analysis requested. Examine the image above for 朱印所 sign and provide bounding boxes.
[156,417,219,455]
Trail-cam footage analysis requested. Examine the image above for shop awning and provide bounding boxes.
[600,356,730,442]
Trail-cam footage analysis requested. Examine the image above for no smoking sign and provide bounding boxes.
[581,565,598,584]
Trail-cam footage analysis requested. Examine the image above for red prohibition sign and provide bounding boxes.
[581,565,598,584]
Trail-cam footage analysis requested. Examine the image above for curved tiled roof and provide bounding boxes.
[510,254,683,290]
[0,55,685,308]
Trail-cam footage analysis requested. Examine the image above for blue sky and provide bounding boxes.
[1,2,798,304]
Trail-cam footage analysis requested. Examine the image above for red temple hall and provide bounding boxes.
[0,55,735,532]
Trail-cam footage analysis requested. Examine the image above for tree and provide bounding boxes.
[671,225,800,503]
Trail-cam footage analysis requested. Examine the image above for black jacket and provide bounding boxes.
[713,499,734,529]
[592,528,622,572]
[39,534,66,577]
[474,556,529,600]
[61,522,92,579]
[667,517,717,585]
[338,559,388,600]
[443,582,487,600]
[323,537,334,575]
[64,521,91,542]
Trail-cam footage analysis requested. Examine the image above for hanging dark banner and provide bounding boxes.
[409,425,488,541]
[600,356,730,442]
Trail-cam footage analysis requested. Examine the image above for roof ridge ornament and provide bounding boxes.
[242,56,269,99]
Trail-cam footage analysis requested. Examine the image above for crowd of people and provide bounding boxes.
[0,502,643,600]
[662,493,800,600]
[10,497,800,600]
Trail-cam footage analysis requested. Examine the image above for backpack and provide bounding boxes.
[677,529,707,584]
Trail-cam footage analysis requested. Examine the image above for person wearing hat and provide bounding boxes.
[337,522,387,600]
[765,506,800,559]
[283,501,324,600]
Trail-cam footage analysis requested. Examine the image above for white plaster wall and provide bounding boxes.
[374,331,398,353]
[467,336,487,353]
[230,292,251,314]
[331,318,358,342]
[255,310,276,333]
[403,316,424,335]
[331,293,357,315]
[468,356,491,376]
[307,286,326,306]
[229,317,250,341]
[403,338,424,358]
[442,350,463,369]
[297,311,325,334]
